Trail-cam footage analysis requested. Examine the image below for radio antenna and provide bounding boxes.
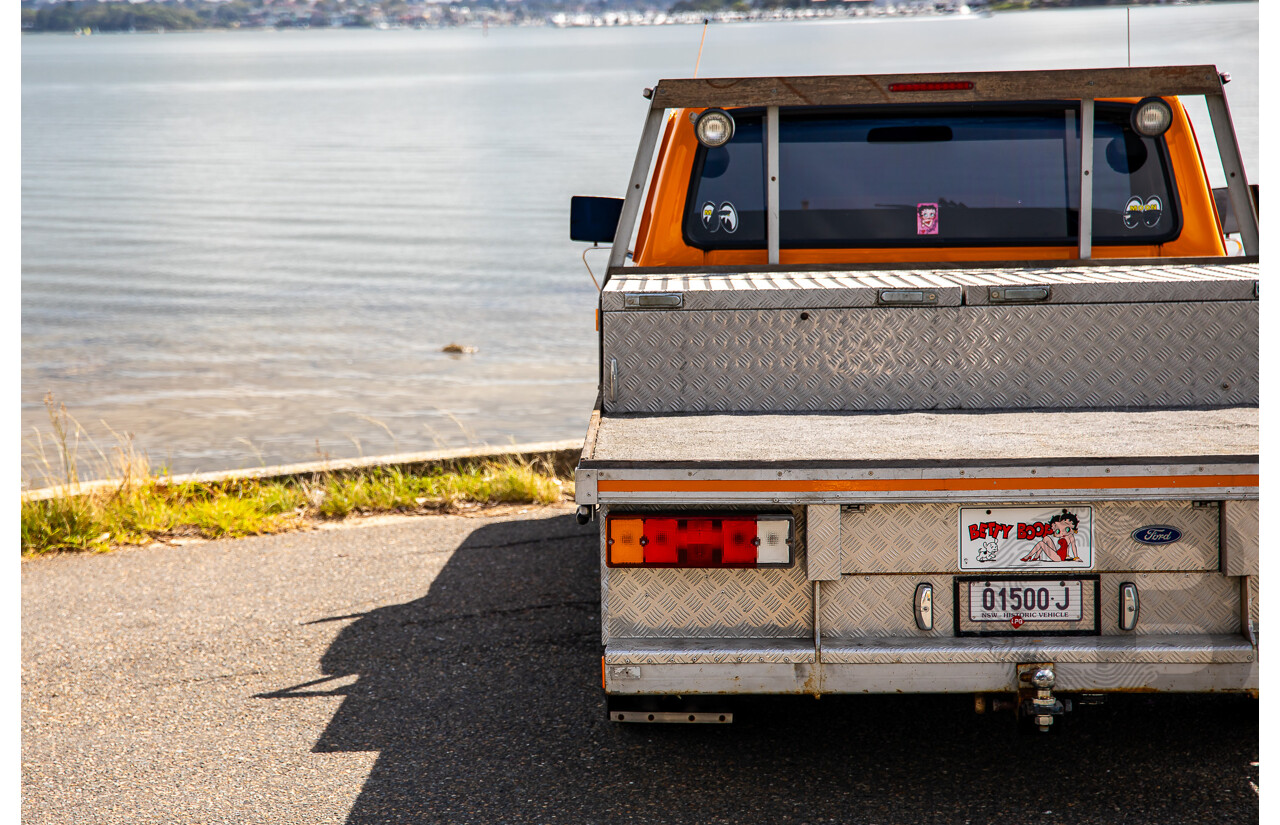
[694,18,709,78]
[1126,7,1132,67]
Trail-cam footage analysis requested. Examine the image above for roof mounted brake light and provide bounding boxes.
[888,81,974,92]
[694,109,735,148]
[1131,97,1173,137]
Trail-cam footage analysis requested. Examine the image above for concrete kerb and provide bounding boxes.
[21,440,583,503]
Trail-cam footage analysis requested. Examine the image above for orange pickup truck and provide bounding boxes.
[570,66,1258,729]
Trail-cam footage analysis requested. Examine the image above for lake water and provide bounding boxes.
[21,3,1259,483]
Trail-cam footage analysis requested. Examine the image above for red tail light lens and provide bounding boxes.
[721,519,758,563]
[643,518,680,564]
[684,518,719,566]
[606,514,792,568]
[888,81,974,92]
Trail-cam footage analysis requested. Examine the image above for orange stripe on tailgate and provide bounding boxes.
[597,474,1257,494]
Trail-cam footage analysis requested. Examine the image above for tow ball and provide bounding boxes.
[1017,664,1072,732]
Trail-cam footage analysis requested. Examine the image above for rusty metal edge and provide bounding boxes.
[651,65,1223,109]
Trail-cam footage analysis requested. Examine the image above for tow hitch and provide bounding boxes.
[1018,664,1072,732]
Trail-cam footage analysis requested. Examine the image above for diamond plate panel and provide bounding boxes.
[600,504,813,639]
[606,273,962,310]
[820,634,1253,664]
[821,575,953,638]
[806,504,841,581]
[820,572,1237,640]
[841,501,1221,574]
[603,263,1259,311]
[606,570,812,639]
[1099,572,1241,635]
[1221,500,1259,576]
[602,302,1257,413]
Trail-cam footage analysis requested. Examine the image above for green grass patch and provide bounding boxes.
[22,460,571,556]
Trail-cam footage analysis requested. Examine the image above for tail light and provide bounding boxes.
[888,81,973,93]
[606,514,794,568]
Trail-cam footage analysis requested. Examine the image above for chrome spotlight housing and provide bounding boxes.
[694,108,736,148]
[1130,97,1173,137]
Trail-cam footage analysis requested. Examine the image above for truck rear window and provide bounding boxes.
[684,103,1180,249]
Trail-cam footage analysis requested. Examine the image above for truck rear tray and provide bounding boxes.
[584,407,1258,466]
[577,406,1258,505]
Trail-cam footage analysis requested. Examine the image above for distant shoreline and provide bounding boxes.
[23,0,1254,36]
[21,8,980,36]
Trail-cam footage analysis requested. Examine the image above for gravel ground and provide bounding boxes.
[23,507,1258,824]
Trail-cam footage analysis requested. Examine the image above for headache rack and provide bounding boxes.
[606,65,1259,272]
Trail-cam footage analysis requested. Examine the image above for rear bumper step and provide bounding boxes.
[606,634,1253,665]
[820,634,1255,665]
[603,635,1257,695]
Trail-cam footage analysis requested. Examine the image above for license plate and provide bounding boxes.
[966,579,1084,623]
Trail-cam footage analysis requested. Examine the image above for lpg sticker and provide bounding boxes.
[958,506,1094,570]
[917,202,939,235]
[1123,195,1163,229]
[700,201,718,232]
[718,201,738,233]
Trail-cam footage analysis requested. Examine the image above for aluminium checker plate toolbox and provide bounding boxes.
[600,262,1258,415]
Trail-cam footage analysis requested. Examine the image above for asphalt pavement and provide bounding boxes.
[23,506,1259,824]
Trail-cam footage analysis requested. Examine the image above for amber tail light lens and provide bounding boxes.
[606,514,794,568]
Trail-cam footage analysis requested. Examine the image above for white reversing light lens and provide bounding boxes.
[755,519,791,564]
[695,109,736,148]
[1131,97,1173,137]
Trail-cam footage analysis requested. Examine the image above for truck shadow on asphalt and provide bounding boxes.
[260,513,1257,824]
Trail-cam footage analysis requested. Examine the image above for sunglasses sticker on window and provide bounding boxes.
[700,201,718,232]
[1123,195,1163,229]
[718,202,738,233]
[917,202,939,235]
[700,201,738,234]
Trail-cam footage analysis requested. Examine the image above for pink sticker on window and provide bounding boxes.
[917,203,939,235]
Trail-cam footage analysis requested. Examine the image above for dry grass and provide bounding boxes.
[22,460,572,556]
[317,460,565,519]
[21,396,572,556]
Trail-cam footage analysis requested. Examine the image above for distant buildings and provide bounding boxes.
[19,0,1245,33]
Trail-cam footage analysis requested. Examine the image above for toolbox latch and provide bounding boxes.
[877,289,937,306]
[624,293,683,309]
[989,286,1051,303]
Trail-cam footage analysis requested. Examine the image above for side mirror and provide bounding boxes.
[570,196,624,244]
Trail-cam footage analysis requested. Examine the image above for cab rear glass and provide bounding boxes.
[683,103,1181,249]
